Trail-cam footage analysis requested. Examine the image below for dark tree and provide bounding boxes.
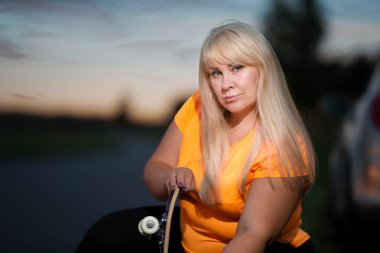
[262,0,326,107]
[264,0,325,65]
[262,0,377,111]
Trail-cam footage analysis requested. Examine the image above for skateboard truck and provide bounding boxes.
[138,188,180,253]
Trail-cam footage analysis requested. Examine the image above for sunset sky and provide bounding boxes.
[0,0,379,124]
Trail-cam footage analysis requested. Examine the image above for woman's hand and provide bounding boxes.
[166,167,195,195]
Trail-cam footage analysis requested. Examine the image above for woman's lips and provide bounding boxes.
[224,94,240,103]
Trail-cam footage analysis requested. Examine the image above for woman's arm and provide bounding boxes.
[222,177,304,253]
[143,120,185,201]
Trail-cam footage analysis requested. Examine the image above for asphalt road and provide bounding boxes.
[0,130,162,253]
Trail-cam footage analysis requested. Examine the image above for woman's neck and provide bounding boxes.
[227,111,256,144]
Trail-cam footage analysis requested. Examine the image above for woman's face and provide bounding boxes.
[208,62,259,121]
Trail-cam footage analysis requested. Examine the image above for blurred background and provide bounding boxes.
[1,0,379,252]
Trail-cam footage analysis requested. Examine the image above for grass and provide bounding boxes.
[0,126,120,161]
[302,109,343,253]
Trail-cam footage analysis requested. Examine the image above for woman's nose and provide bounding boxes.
[221,73,234,90]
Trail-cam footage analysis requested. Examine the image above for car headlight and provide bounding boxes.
[367,164,380,194]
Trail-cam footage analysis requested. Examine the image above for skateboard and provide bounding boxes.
[138,187,180,253]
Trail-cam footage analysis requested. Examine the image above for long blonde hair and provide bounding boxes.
[198,21,316,205]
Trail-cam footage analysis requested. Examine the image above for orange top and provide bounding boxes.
[174,90,310,253]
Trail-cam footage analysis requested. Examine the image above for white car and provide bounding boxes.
[329,60,380,239]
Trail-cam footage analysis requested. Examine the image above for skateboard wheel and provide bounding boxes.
[138,216,159,235]
[138,220,144,235]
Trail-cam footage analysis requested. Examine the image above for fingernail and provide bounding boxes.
[183,186,189,191]
[178,182,184,187]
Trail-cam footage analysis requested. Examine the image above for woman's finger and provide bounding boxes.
[166,171,177,194]
[183,170,194,192]
[175,169,185,188]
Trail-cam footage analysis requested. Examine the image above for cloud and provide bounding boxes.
[176,47,199,59]
[0,0,129,45]
[120,39,181,51]
[10,93,37,100]
[0,38,29,60]
[0,0,118,27]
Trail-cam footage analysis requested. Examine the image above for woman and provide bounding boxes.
[144,21,316,253]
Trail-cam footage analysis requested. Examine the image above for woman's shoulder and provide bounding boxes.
[174,89,201,132]
[179,89,201,113]
[190,89,201,105]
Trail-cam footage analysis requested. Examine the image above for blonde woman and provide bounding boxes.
[144,21,316,253]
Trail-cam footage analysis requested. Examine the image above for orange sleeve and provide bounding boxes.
[174,90,199,133]
[245,148,284,193]
[247,136,310,184]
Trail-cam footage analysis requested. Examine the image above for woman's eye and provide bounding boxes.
[210,71,221,77]
[232,65,243,72]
